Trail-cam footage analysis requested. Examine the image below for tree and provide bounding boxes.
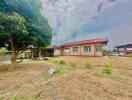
[0,0,52,68]
[0,12,28,67]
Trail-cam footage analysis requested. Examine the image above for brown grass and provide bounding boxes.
[0,56,132,100]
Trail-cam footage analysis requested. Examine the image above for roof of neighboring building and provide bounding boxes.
[116,44,132,48]
[61,38,108,47]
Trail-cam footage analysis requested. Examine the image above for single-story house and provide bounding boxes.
[17,46,55,59]
[54,38,108,57]
[115,44,132,56]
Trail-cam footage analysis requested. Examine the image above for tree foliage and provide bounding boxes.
[0,0,52,48]
[0,0,52,65]
[0,12,28,50]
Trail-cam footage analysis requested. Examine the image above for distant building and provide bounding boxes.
[54,38,108,57]
[115,44,132,56]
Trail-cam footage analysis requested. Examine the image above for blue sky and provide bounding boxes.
[41,0,132,47]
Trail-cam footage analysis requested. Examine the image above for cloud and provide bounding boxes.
[97,0,119,12]
[41,0,132,47]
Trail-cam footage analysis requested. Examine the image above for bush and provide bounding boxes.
[85,62,92,69]
[103,63,112,75]
[0,48,7,55]
[59,60,66,65]
[128,53,132,58]
[70,62,77,68]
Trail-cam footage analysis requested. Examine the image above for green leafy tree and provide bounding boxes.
[0,0,52,68]
[0,12,28,66]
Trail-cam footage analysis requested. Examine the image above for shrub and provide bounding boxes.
[102,63,112,75]
[128,53,132,58]
[59,60,66,65]
[70,62,77,68]
[0,48,7,55]
[85,62,92,69]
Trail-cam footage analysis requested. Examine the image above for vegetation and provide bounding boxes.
[59,60,66,65]
[0,0,52,68]
[85,62,92,69]
[128,53,132,59]
[102,63,112,75]
[0,47,7,55]
[12,94,19,100]
[103,49,111,56]
[51,59,59,64]
[70,62,77,68]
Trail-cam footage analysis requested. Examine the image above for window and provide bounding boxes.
[64,48,69,52]
[84,46,91,52]
[96,46,102,52]
[72,47,78,52]
[126,48,132,50]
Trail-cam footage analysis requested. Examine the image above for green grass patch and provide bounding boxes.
[12,94,19,100]
[96,70,124,80]
[59,60,66,65]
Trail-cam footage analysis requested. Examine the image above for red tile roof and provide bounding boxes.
[61,38,108,47]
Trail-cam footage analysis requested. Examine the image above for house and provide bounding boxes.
[17,46,55,59]
[115,44,132,56]
[54,38,108,57]
[17,38,108,59]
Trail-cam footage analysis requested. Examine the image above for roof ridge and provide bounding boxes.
[61,38,108,46]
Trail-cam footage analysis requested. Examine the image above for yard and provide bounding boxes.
[0,56,132,100]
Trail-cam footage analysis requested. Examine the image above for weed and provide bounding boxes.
[12,94,19,100]
[52,60,59,64]
[34,91,43,99]
[59,60,66,65]
[85,62,92,69]
[23,96,32,100]
[102,63,112,75]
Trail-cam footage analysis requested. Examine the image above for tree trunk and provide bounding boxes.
[9,33,17,70]
[10,50,17,69]
[39,48,41,58]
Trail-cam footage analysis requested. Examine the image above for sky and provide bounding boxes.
[41,0,132,47]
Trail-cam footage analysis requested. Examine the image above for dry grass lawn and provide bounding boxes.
[0,56,132,100]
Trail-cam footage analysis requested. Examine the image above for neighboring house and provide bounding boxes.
[115,44,132,56]
[17,46,55,59]
[54,38,108,57]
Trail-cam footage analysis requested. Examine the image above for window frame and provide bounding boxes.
[84,46,91,52]
[96,46,102,52]
[72,47,79,52]
[64,48,70,53]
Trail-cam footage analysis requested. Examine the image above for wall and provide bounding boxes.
[95,47,103,56]
[54,48,61,56]
[59,43,104,56]
[62,47,71,56]
[70,45,81,56]
[80,44,95,56]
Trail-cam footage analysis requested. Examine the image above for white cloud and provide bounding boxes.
[41,0,132,47]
